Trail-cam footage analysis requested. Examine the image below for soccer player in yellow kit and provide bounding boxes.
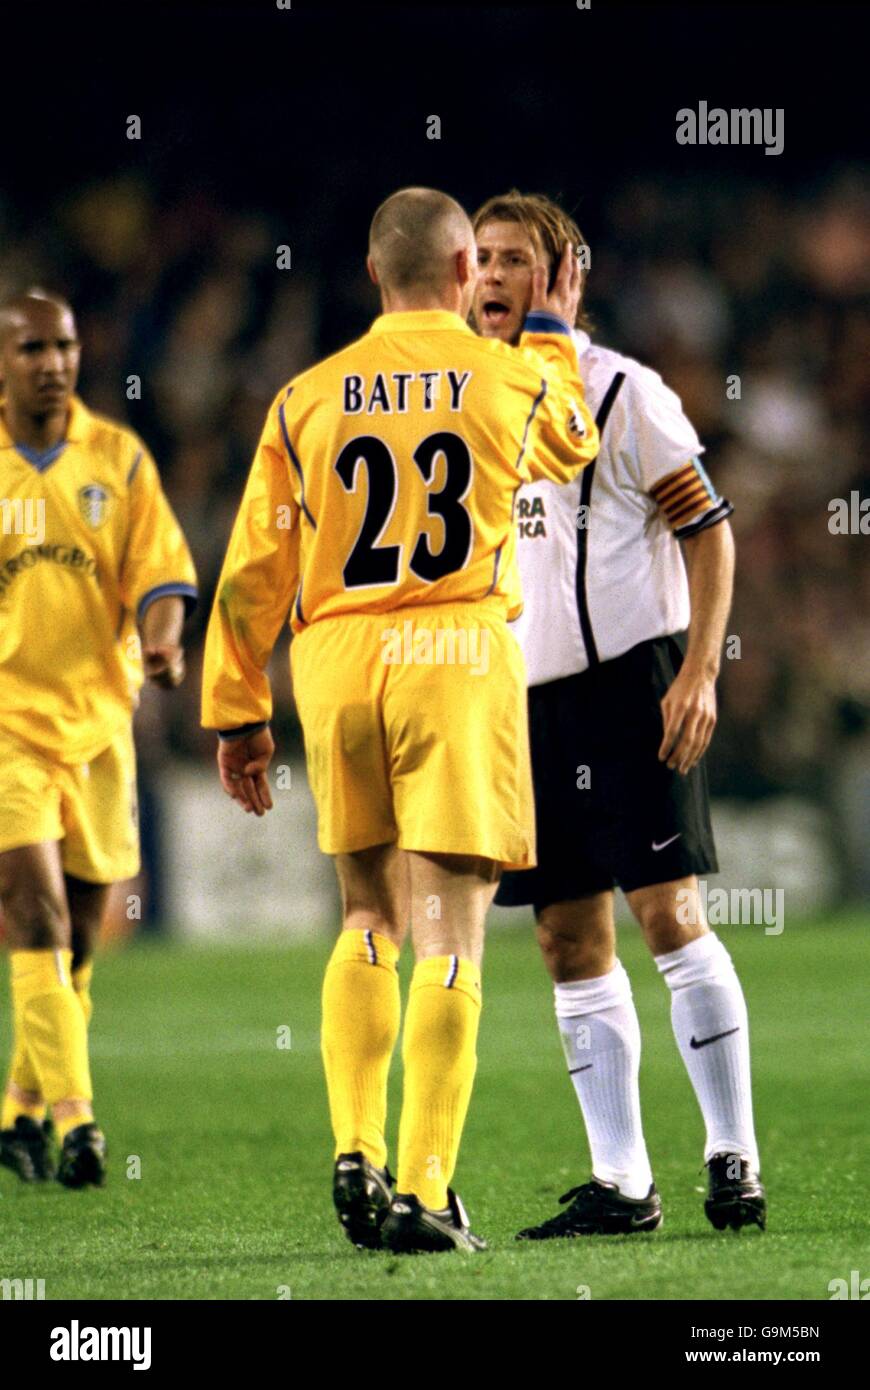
[202,188,598,1252]
[0,292,197,1188]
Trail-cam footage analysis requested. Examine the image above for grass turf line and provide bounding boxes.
[0,913,866,1300]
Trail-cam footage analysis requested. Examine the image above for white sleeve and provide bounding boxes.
[617,364,704,494]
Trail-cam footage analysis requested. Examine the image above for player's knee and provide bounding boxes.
[632,891,703,953]
[536,904,613,980]
[2,886,70,949]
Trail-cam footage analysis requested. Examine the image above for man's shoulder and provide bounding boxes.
[578,336,661,392]
[259,342,363,433]
[72,399,149,480]
[577,336,691,423]
[284,330,375,396]
[477,331,550,381]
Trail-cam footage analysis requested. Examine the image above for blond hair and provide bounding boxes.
[473,190,592,332]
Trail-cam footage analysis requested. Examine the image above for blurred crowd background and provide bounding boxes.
[2,158,868,907]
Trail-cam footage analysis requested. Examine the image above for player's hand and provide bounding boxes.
[530,241,581,328]
[217,727,275,816]
[658,666,717,775]
[143,643,186,689]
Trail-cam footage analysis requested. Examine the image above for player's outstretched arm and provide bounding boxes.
[516,241,599,483]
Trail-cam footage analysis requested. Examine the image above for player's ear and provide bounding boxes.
[456,244,475,290]
[366,255,379,287]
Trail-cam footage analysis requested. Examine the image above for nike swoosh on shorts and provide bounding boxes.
[651,833,682,851]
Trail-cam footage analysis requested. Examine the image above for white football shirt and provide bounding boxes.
[511,330,732,686]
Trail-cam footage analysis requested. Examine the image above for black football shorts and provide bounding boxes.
[496,635,718,913]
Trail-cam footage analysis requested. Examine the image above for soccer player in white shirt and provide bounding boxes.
[473,191,765,1237]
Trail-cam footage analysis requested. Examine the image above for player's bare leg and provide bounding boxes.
[0,843,104,1187]
[406,851,499,968]
[382,851,498,1253]
[323,843,409,1246]
[334,841,410,952]
[626,874,765,1229]
[516,890,659,1238]
[624,874,706,954]
[536,891,616,981]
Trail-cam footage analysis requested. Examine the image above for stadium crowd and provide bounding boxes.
[2,169,868,895]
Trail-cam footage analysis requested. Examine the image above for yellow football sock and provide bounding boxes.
[1,960,97,1131]
[73,959,94,1027]
[321,928,401,1170]
[0,960,96,1130]
[1,1033,46,1128]
[397,955,481,1210]
[54,1109,94,1142]
[10,949,93,1115]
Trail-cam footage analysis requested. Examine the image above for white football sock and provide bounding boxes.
[554,961,654,1200]
[656,933,760,1171]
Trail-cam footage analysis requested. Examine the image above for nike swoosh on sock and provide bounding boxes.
[690,1027,740,1049]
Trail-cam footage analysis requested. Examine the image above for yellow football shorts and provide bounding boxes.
[290,599,535,869]
[0,723,139,883]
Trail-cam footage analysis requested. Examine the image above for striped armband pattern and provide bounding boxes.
[649,458,734,538]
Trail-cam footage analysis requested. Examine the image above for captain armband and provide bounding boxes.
[649,459,734,539]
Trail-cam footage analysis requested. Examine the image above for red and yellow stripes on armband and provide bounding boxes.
[650,459,733,538]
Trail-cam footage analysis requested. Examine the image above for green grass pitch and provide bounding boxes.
[1,912,866,1301]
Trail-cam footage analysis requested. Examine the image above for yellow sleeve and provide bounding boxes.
[120,447,198,622]
[515,315,599,483]
[201,397,300,733]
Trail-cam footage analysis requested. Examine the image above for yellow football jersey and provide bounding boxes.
[202,308,598,732]
[0,395,197,765]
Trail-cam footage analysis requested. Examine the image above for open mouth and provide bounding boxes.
[480,300,511,329]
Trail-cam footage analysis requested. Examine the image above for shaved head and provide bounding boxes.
[0,289,80,439]
[368,187,475,298]
[0,290,75,345]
